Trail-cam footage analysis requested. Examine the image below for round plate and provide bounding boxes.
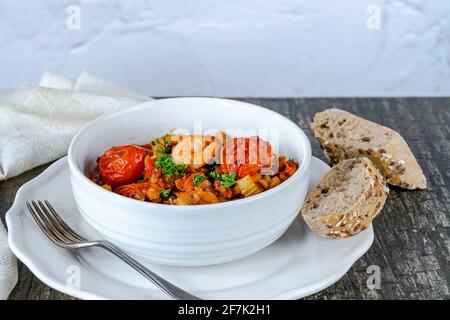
[6,156,373,299]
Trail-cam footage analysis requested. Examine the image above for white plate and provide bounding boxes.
[6,156,373,300]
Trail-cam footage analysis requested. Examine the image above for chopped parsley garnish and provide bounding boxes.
[208,171,236,188]
[155,154,186,177]
[219,172,237,188]
[155,146,166,154]
[209,171,220,181]
[193,174,206,187]
[163,136,171,146]
[151,136,172,154]
[160,189,171,199]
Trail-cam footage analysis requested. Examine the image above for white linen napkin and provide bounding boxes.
[0,71,151,299]
[0,222,17,300]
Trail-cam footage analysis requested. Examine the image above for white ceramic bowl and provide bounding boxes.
[68,98,311,266]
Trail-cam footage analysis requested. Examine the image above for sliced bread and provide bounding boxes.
[302,158,388,238]
[311,108,426,189]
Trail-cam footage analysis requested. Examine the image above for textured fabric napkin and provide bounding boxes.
[0,71,151,299]
[0,222,17,299]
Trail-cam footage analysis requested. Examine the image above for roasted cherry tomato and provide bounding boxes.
[98,145,147,187]
[221,137,273,178]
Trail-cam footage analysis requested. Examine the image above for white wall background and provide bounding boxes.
[0,0,449,97]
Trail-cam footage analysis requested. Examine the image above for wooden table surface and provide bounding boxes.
[1,98,449,300]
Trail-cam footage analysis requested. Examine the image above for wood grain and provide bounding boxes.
[1,98,449,300]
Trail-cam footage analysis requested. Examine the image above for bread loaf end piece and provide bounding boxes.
[311,108,426,189]
[302,158,388,239]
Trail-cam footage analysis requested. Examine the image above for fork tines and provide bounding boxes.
[26,200,86,246]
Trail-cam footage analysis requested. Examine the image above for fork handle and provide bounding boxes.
[98,241,201,300]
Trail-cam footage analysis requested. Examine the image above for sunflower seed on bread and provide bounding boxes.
[311,108,426,190]
[302,158,388,239]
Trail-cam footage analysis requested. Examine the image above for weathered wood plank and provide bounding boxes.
[2,98,449,300]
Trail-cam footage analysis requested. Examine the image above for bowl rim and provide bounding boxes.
[68,97,311,210]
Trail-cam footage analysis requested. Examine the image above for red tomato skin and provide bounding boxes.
[114,182,152,200]
[143,156,157,180]
[98,145,146,187]
[220,163,240,175]
[221,137,273,177]
[238,164,260,178]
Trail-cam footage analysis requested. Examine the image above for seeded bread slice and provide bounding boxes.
[302,158,388,238]
[311,108,426,189]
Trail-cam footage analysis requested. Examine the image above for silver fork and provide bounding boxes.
[26,200,201,300]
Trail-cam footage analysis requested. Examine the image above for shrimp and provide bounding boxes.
[171,135,206,169]
[171,132,226,169]
[213,131,227,144]
[200,131,227,165]
[168,134,185,144]
[202,141,220,164]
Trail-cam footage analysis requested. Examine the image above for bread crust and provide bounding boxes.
[311,108,426,189]
[302,158,388,239]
